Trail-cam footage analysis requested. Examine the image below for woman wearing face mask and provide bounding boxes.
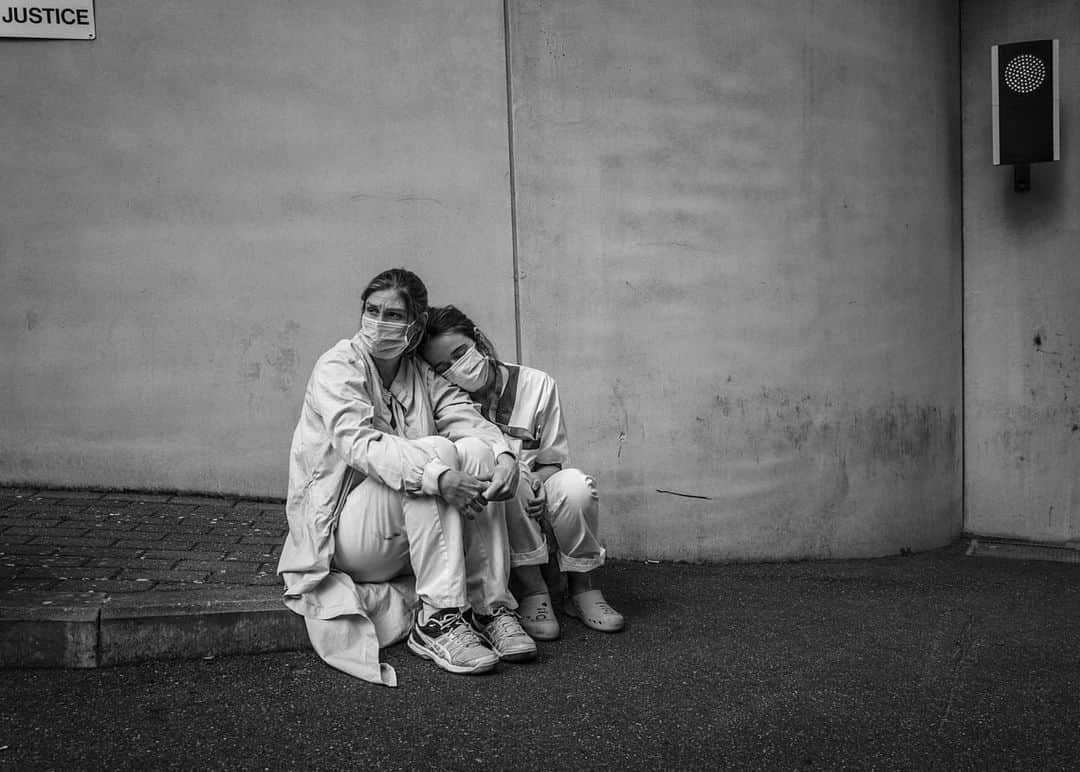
[420,305,624,641]
[278,269,536,686]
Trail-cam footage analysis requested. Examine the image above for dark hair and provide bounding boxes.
[424,305,499,360]
[361,268,429,351]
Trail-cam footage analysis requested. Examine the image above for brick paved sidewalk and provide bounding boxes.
[1,487,285,598]
[0,486,308,669]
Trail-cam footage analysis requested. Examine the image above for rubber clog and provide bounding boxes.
[516,592,561,641]
[563,589,625,633]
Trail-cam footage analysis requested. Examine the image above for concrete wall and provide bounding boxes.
[962,1,1080,542]
[509,0,963,560]
[0,1,516,495]
[3,1,965,561]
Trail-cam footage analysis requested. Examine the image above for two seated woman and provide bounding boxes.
[277,268,621,687]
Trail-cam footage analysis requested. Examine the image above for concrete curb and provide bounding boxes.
[1,486,305,669]
[0,588,311,669]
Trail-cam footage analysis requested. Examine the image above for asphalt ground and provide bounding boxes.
[2,509,1080,770]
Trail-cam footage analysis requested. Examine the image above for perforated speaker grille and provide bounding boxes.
[1004,53,1046,93]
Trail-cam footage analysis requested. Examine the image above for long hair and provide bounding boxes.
[423,305,500,360]
[360,268,429,352]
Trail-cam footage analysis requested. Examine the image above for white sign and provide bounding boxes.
[0,2,95,39]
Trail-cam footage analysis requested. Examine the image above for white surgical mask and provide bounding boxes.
[359,315,415,359]
[443,345,492,392]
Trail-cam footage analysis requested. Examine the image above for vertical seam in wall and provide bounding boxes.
[503,0,523,364]
[957,0,967,533]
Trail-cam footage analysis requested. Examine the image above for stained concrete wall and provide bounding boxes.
[4,1,965,561]
[0,1,516,495]
[962,1,1080,542]
[508,0,963,560]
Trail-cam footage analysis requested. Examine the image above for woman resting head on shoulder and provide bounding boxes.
[278,269,538,683]
[421,304,624,639]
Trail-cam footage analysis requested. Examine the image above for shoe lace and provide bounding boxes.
[424,609,463,635]
[485,607,525,644]
[430,612,487,658]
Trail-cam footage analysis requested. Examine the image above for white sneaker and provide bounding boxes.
[408,608,499,674]
[467,607,538,662]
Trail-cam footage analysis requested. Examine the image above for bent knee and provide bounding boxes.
[547,468,597,509]
[421,435,459,468]
[455,436,495,478]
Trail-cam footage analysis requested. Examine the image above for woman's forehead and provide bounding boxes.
[423,331,471,359]
[365,289,407,311]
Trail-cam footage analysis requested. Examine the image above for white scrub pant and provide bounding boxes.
[332,435,516,616]
[505,468,606,573]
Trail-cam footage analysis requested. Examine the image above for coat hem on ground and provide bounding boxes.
[283,570,418,687]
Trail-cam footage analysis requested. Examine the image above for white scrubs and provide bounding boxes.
[333,435,514,614]
[482,363,607,573]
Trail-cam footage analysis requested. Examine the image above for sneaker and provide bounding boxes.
[564,589,625,633]
[408,608,499,675]
[517,592,561,641]
[466,606,538,662]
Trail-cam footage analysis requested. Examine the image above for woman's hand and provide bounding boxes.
[482,453,520,502]
[523,474,547,520]
[438,469,489,519]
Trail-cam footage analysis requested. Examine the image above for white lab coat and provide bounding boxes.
[277,333,512,685]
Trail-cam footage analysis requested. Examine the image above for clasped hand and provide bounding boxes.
[482,453,520,502]
[437,454,519,518]
[437,469,488,518]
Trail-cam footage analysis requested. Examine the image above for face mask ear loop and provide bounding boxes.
[402,319,418,353]
[472,328,498,364]
[406,311,428,353]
